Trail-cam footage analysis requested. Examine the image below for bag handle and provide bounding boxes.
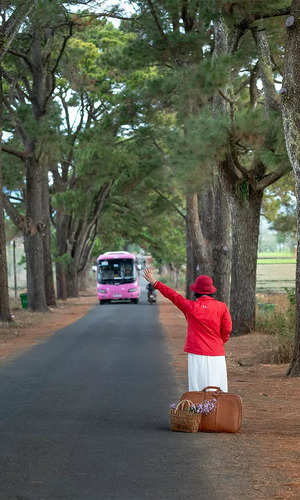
[175,399,195,411]
[202,386,223,393]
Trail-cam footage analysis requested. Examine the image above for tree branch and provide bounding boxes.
[144,0,178,65]
[49,165,63,189]
[8,49,33,71]
[228,138,248,180]
[0,0,38,62]
[234,76,251,96]
[87,12,137,22]
[146,0,167,40]
[249,60,259,108]
[59,93,71,134]
[153,188,186,220]
[2,144,27,160]
[230,7,290,53]
[235,7,290,32]
[252,27,280,113]
[256,164,291,191]
[2,195,25,231]
[218,89,235,122]
[49,22,74,98]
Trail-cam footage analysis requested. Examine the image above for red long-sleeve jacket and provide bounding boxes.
[154,281,232,356]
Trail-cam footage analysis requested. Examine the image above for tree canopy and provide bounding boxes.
[2,0,300,376]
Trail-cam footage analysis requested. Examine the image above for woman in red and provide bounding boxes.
[144,268,232,392]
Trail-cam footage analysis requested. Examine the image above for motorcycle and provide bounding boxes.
[147,284,157,304]
[147,291,157,304]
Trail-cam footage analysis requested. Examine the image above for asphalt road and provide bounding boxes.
[0,287,223,500]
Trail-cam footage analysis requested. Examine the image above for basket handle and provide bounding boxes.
[202,386,222,393]
[175,399,195,412]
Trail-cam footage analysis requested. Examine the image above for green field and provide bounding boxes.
[257,258,296,264]
[258,252,295,258]
[256,262,296,292]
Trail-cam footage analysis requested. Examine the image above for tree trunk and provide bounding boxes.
[287,225,300,376]
[42,166,56,306]
[175,269,179,289]
[281,0,300,376]
[0,66,11,322]
[24,157,47,311]
[78,266,89,291]
[203,19,231,305]
[199,173,231,305]
[186,192,213,273]
[225,18,284,335]
[186,191,213,298]
[67,265,79,297]
[55,210,70,300]
[64,183,111,297]
[212,177,231,305]
[43,225,56,306]
[230,189,263,335]
[253,28,280,114]
[56,262,67,301]
[185,221,197,298]
[56,262,67,300]
[185,181,231,303]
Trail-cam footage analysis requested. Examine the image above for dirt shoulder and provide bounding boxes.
[0,291,96,363]
[1,291,300,498]
[158,294,300,500]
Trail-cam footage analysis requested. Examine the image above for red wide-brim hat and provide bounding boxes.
[190,275,216,294]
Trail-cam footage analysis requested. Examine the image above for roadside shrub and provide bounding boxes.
[256,296,295,364]
[284,287,296,305]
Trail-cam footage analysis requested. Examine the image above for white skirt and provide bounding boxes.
[188,353,228,392]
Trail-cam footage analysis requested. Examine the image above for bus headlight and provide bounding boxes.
[99,289,107,294]
[128,288,137,292]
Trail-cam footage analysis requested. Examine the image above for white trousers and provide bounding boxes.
[188,353,228,392]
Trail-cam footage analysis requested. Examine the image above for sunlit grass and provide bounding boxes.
[257,258,296,264]
[258,251,295,258]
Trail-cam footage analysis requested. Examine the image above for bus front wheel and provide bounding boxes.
[131,298,139,304]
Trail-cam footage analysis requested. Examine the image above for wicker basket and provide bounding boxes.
[170,399,199,433]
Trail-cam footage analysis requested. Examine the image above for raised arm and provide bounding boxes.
[143,267,190,314]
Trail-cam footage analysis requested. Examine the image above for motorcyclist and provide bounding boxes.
[146,282,156,303]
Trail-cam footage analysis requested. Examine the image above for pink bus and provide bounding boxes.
[96,251,140,304]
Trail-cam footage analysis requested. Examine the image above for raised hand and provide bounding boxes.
[143,267,156,284]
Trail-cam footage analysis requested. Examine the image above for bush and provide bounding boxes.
[256,298,295,364]
[284,287,296,305]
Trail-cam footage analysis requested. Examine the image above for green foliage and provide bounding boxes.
[263,173,296,243]
[17,255,26,267]
[284,287,296,306]
[5,219,22,242]
[165,107,229,188]
[93,180,186,270]
[196,55,239,97]
[54,253,73,267]
[2,151,24,192]
[272,214,297,237]
[256,303,295,363]
[2,0,295,289]
[233,107,267,149]
[236,180,250,201]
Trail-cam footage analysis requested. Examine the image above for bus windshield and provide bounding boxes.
[97,259,136,285]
